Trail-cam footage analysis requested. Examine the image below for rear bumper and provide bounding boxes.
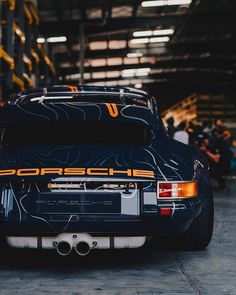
[0,198,202,237]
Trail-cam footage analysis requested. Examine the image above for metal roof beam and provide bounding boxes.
[38,14,185,36]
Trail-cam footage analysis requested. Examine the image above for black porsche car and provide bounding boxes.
[0,85,213,256]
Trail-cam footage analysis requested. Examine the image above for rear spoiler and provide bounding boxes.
[0,103,155,127]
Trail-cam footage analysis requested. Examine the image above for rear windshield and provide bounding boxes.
[0,121,151,147]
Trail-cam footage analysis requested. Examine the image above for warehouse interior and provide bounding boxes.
[1,1,236,293]
[0,0,235,116]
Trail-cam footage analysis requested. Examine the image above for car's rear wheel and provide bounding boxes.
[177,193,214,250]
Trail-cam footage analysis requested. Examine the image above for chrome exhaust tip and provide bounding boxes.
[56,241,72,256]
[75,241,91,256]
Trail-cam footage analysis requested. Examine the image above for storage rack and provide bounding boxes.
[162,93,236,129]
[0,0,57,104]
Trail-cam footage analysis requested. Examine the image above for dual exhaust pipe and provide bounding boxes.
[57,240,90,256]
[54,234,93,256]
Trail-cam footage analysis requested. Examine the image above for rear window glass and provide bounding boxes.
[0,121,151,147]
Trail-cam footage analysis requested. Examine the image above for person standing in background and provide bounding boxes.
[166,117,176,138]
[173,121,189,145]
[230,138,236,174]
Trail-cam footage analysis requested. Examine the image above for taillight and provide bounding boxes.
[157,181,197,199]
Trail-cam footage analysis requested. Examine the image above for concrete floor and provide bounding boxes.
[0,181,235,295]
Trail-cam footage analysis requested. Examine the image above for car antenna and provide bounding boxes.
[39,88,47,103]
[120,88,125,104]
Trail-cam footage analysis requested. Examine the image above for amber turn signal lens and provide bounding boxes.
[158,181,198,199]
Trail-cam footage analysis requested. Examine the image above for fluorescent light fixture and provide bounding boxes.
[133,29,174,37]
[37,37,45,43]
[153,29,174,35]
[136,68,151,73]
[122,68,151,78]
[47,36,67,43]
[133,30,152,37]
[141,0,192,7]
[127,52,143,58]
[122,69,136,77]
[150,36,170,43]
[136,68,151,76]
[131,38,149,44]
[122,72,135,78]
[131,36,170,44]
[136,72,149,77]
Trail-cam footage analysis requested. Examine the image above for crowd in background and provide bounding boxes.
[166,117,236,191]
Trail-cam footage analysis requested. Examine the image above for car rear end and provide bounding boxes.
[0,86,208,255]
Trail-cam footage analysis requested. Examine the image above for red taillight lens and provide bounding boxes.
[158,183,173,198]
[158,181,197,199]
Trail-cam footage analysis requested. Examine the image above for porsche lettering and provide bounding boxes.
[0,168,155,179]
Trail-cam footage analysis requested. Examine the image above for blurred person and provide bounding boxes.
[0,100,5,108]
[202,121,213,137]
[199,133,224,190]
[214,118,224,128]
[189,123,205,146]
[212,118,225,138]
[173,121,189,145]
[230,138,236,172]
[200,129,232,190]
[186,121,196,146]
[215,127,232,183]
[166,117,176,138]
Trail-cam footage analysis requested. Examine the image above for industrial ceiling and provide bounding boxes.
[37,0,236,110]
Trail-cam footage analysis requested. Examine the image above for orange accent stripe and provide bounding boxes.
[105,103,119,117]
[67,86,78,92]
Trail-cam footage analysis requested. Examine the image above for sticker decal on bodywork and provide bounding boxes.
[105,103,119,117]
[0,168,155,179]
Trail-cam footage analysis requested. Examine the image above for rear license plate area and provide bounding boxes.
[34,193,121,214]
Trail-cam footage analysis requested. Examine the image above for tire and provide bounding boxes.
[177,193,214,250]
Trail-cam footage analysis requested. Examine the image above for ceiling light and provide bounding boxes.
[127,52,143,58]
[131,38,149,44]
[37,37,45,43]
[122,68,151,78]
[150,36,170,43]
[89,41,107,50]
[122,72,135,78]
[153,29,174,35]
[141,0,192,7]
[131,36,170,45]
[47,36,67,43]
[106,71,120,78]
[122,69,136,77]
[136,72,150,77]
[133,29,174,37]
[136,68,151,73]
[136,68,151,76]
[133,30,152,37]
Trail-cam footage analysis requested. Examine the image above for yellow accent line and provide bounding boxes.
[31,48,40,64]
[0,46,14,69]
[23,73,33,87]
[9,0,15,10]
[13,74,25,91]
[24,4,33,25]
[23,54,33,71]
[37,44,56,74]
[13,22,26,44]
[30,6,40,25]
[105,103,119,118]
